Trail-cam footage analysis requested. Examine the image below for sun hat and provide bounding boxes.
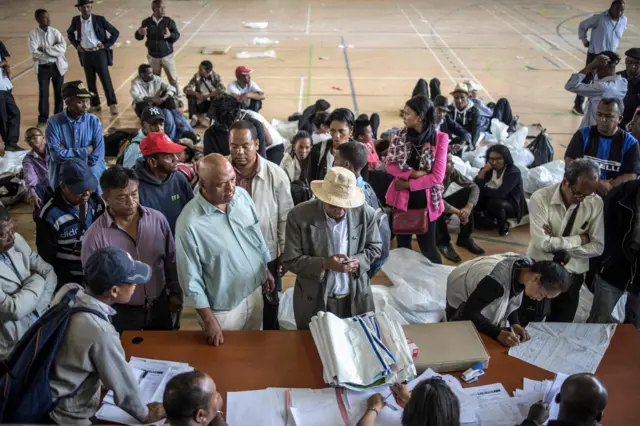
[450,83,469,95]
[310,167,365,209]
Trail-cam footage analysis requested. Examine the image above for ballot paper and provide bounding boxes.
[508,323,616,375]
[288,389,346,426]
[543,373,569,423]
[511,376,564,426]
[465,383,522,426]
[227,389,284,426]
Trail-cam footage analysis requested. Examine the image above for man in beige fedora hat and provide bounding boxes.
[448,82,481,148]
[283,167,382,330]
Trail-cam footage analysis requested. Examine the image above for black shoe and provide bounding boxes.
[438,244,462,263]
[474,212,498,230]
[37,121,47,128]
[498,222,510,237]
[572,105,584,116]
[4,144,26,152]
[457,238,485,255]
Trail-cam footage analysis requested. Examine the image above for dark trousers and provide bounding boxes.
[0,90,20,146]
[266,144,285,165]
[263,259,282,330]
[247,98,262,112]
[477,196,516,228]
[80,50,117,106]
[492,98,513,128]
[112,292,176,333]
[436,187,474,246]
[326,296,352,319]
[396,220,442,264]
[548,273,584,322]
[412,78,441,101]
[574,52,598,109]
[187,95,211,118]
[134,98,176,118]
[36,63,64,123]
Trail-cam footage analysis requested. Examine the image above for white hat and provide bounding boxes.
[464,80,482,92]
[450,82,469,95]
[310,167,365,209]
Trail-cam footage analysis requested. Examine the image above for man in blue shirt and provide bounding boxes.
[574,0,627,115]
[46,80,106,193]
[0,40,24,152]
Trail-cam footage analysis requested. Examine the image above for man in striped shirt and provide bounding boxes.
[36,157,105,288]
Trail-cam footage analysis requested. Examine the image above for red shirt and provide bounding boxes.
[233,157,260,196]
[362,139,381,170]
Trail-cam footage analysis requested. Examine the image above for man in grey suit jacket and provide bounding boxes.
[283,167,382,330]
[0,206,57,359]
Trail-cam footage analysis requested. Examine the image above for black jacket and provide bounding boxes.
[308,139,333,181]
[618,70,640,128]
[67,14,119,66]
[134,16,180,58]
[448,104,480,148]
[474,165,528,222]
[439,115,471,146]
[598,179,640,293]
[203,117,267,157]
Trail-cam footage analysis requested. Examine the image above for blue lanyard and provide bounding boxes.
[353,315,397,376]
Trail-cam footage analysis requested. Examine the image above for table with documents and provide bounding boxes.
[121,324,640,426]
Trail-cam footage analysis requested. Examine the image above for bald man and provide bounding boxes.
[175,154,275,346]
[163,371,226,426]
[520,373,608,426]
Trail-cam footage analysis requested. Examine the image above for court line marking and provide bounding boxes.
[104,5,219,130]
[297,77,305,112]
[340,35,359,116]
[305,45,312,106]
[397,6,457,86]
[409,4,495,102]
[305,4,312,35]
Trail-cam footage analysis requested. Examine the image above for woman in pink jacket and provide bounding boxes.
[385,95,449,263]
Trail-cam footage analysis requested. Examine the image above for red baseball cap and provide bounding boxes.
[235,66,252,77]
[140,132,186,156]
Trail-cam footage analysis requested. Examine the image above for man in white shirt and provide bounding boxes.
[29,9,68,127]
[227,66,265,112]
[527,158,604,322]
[130,63,177,118]
[0,39,23,152]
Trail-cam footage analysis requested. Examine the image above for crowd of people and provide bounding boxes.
[0,0,636,425]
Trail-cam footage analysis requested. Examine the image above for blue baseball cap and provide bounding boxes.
[59,158,98,194]
[84,247,151,292]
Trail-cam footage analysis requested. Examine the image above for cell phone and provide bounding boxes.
[341,258,357,265]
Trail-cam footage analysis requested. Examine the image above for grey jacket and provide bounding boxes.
[0,233,56,359]
[283,199,382,330]
[49,283,148,425]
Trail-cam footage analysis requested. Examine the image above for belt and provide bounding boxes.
[329,294,349,300]
[82,47,102,52]
[38,62,57,67]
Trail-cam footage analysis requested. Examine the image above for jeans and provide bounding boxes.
[396,221,442,264]
[588,274,640,329]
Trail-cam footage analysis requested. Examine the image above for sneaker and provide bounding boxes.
[438,244,462,263]
[110,105,119,115]
[498,222,510,237]
[4,144,26,152]
[190,115,199,127]
[37,121,47,128]
[456,238,485,255]
[571,106,584,116]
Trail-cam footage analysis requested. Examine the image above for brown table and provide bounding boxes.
[122,325,640,426]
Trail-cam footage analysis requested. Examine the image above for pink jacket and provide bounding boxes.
[385,131,449,219]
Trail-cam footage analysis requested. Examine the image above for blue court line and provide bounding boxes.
[559,143,567,148]
[340,35,359,116]
[543,56,561,69]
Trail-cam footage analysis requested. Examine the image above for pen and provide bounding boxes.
[382,392,398,411]
[511,326,521,344]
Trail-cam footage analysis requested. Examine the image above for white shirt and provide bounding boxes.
[312,132,331,145]
[564,73,628,128]
[28,27,69,75]
[80,15,100,49]
[227,80,262,107]
[527,183,605,274]
[129,75,176,104]
[242,109,285,149]
[152,16,164,25]
[486,170,504,189]
[325,212,350,296]
[0,48,12,91]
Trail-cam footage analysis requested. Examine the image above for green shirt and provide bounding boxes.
[175,188,269,310]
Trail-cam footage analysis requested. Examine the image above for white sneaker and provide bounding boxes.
[190,115,199,127]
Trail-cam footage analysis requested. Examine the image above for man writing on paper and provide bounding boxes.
[163,371,226,426]
[175,154,275,346]
[526,159,604,323]
[283,167,382,330]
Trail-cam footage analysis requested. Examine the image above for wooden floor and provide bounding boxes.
[2,0,638,328]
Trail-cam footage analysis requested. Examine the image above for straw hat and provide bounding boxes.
[310,167,365,209]
[464,80,483,92]
[450,83,469,95]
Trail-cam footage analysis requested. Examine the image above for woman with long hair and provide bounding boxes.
[280,131,312,182]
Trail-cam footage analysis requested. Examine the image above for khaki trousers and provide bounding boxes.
[147,53,181,99]
[199,288,264,331]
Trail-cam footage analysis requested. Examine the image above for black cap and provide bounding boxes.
[75,0,93,7]
[62,80,93,100]
[59,158,98,194]
[625,48,640,61]
[434,95,450,111]
[84,247,151,293]
[141,106,165,124]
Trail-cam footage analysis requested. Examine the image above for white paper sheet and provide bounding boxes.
[508,323,616,375]
[289,389,346,426]
[543,373,569,424]
[226,389,282,426]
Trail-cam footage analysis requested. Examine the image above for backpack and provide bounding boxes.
[104,130,137,157]
[0,172,27,207]
[0,288,106,423]
[115,138,138,166]
[290,180,312,205]
[526,129,554,168]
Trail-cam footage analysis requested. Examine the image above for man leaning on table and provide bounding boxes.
[175,154,275,346]
[283,167,382,330]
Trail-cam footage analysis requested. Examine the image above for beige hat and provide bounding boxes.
[310,167,365,209]
[450,82,469,95]
[464,80,482,92]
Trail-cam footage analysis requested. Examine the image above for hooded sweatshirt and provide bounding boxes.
[133,158,194,234]
[449,102,481,148]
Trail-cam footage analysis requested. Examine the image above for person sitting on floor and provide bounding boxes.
[133,132,193,235]
[37,158,105,289]
[474,144,528,237]
[354,114,382,170]
[176,154,275,346]
[283,167,382,330]
[357,378,460,426]
[436,154,485,263]
[433,95,471,155]
[0,205,56,360]
[446,251,571,347]
[23,127,52,216]
[308,108,355,181]
[47,247,166,425]
[618,48,640,128]
[280,131,312,183]
[334,141,390,277]
[184,60,225,128]
[449,83,481,148]
[312,111,332,145]
[565,97,640,197]
[241,107,287,165]
[519,373,608,426]
[465,80,518,133]
[164,371,226,426]
[176,138,203,188]
[227,65,264,112]
[81,166,182,332]
[298,98,331,133]
[130,63,177,118]
[411,77,441,101]
[120,105,169,168]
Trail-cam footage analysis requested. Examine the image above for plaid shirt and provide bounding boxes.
[184,71,225,96]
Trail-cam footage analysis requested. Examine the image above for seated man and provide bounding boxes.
[465,80,518,133]
[434,95,471,154]
[0,205,56,359]
[48,247,166,424]
[448,83,481,148]
[227,65,264,112]
[283,167,382,330]
[119,105,169,168]
[565,97,640,197]
[22,127,51,216]
[184,60,225,128]
[163,371,226,426]
[619,48,640,128]
[130,63,177,118]
[436,154,485,263]
[37,158,105,288]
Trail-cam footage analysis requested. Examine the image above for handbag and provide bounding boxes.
[392,208,428,235]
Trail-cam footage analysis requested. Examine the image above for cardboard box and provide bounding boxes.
[402,321,490,373]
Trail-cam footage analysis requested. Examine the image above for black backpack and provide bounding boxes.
[527,129,554,168]
[290,180,312,205]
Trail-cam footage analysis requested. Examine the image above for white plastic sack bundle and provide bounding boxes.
[524,160,565,194]
[243,21,268,29]
[235,50,277,59]
[271,119,299,142]
[511,147,535,167]
[252,37,279,46]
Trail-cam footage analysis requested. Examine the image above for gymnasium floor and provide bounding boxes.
[1,0,638,326]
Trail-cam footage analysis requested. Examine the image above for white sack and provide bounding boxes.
[524,160,565,194]
[235,50,277,59]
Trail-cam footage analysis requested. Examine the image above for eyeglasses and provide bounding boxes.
[569,185,594,199]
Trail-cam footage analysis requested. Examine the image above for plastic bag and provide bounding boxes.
[235,50,277,59]
[511,147,535,167]
[524,160,565,194]
[526,129,554,168]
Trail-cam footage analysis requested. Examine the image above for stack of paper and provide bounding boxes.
[508,323,616,375]
[309,311,416,389]
[96,357,193,425]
